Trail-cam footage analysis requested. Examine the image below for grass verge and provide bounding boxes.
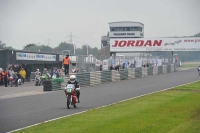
[15,81,200,133]
[181,62,200,68]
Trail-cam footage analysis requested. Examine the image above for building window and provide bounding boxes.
[110,27,143,32]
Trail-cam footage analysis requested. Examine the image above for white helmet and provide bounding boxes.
[36,69,39,72]
[70,75,76,83]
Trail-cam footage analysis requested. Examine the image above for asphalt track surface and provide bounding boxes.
[0,68,199,133]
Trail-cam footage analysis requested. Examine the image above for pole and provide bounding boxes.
[73,41,76,55]
[86,42,88,56]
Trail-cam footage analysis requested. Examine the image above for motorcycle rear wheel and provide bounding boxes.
[35,81,38,86]
[73,103,76,108]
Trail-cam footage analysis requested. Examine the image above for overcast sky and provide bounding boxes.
[0,0,200,50]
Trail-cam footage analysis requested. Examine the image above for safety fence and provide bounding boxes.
[68,55,174,73]
[60,64,175,89]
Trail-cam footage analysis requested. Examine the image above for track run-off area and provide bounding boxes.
[0,68,199,133]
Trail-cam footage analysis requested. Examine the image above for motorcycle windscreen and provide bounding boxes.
[66,84,74,93]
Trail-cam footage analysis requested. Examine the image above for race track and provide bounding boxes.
[0,68,199,133]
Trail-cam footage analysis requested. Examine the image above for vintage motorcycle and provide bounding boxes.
[64,84,79,109]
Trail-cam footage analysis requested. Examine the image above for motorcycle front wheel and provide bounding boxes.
[67,96,71,109]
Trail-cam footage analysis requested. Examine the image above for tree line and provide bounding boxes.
[22,42,99,56]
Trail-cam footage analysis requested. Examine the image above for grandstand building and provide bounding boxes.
[100,21,144,56]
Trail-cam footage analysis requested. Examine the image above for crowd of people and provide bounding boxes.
[0,66,31,87]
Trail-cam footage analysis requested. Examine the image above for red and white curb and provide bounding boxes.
[7,80,199,133]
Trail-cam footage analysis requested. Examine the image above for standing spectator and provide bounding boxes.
[4,70,8,87]
[52,67,60,78]
[8,67,15,76]
[100,65,102,71]
[115,65,120,71]
[122,63,125,69]
[26,68,31,82]
[13,72,19,87]
[63,55,70,76]
[0,68,3,85]
[19,68,26,84]
[110,65,114,70]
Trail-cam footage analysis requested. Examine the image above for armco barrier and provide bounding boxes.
[90,72,96,86]
[158,66,163,75]
[128,68,135,79]
[101,70,112,83]
[135,67,142,78]
[167,65,171,73]
[153,67,158,75]
[147,67,153,75]
[46,64,176,91]
[112,70,120,82]
[163,65,167,74]
[119,69,128,80]
[95,71,102,84]
[142,67,148,77]
[171,64,175,72]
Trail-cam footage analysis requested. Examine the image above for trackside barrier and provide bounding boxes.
[163,65,167,74]
[135,68,142,78]
[171,64,175,72]
[142,67,148,77]
[153,67,158,75]
[167,65,171,73]
[158,66,163,75]
[45,64,176,91]
[128,68,135,79]
[112,70,120,82]
[119,69,128,80]
[147,67,153,76]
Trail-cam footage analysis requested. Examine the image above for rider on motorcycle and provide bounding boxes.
[42,68,51,78]
[67,75,80,103]
[35,69,41,76]
[197,66,200,75]
[35,69,41,85]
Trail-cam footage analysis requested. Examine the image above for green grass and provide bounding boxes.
[181,62,200,68]
[16,81,200,133]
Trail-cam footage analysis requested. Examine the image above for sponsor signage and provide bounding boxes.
[16,52,56,61]
[109,32,143,38]
[110,37,200,52]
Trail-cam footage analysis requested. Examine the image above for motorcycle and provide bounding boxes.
[9,76,18,87]
[64,84,79,109]
[18,78,22,85]
[35,75,41,86]
[9,76,14,87]
[52,73,57,79]
[41,73,49,85]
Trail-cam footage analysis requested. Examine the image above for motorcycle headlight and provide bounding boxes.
[64,87,67,90]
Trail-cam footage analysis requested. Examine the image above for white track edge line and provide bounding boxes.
[7,80,199,133]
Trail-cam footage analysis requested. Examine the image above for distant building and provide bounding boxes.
[100,21,144,55]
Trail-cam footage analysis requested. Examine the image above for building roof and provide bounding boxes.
[109,21,144,25]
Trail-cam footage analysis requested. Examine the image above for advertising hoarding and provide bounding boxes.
[16,52,56,61]
[110,37,200,52]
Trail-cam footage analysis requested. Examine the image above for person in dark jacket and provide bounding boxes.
[4,70,8,87]
[110,65,114,70]
[26,68,31,82]
[100,65,102,71]
[115,65,120,71]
